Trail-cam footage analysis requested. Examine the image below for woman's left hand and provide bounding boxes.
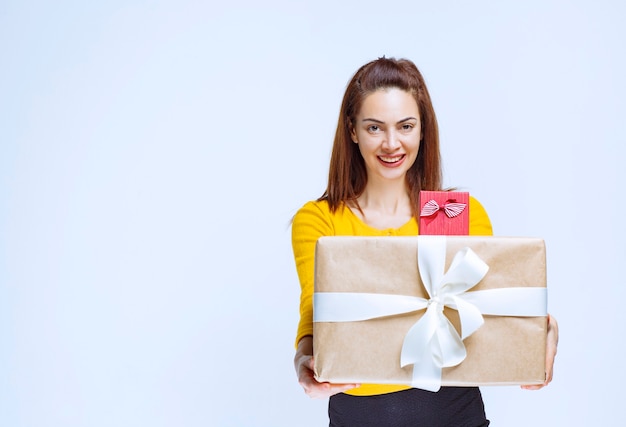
[521,313,559,390]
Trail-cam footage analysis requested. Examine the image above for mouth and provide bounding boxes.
[378,154,406,165]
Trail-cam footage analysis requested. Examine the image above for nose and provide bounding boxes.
[382,130,401,150]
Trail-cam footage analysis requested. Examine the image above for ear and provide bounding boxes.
[349,120,358,143]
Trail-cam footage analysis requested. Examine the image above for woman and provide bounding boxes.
[292,57,558,426]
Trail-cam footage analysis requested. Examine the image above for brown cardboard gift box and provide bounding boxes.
[313,236,547,389]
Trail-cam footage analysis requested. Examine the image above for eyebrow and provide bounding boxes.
[361,117,418,124]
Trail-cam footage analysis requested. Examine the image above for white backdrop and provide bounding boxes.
[1,1,624,426]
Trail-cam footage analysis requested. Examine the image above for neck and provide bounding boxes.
[350,180,413,230]
[357,179,412,216]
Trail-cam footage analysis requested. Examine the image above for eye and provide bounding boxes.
[401,123,414,131]
[367,125,381,133]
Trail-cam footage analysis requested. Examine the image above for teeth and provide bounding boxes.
[379,155,403,163]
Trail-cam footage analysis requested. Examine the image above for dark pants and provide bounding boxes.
[328,387,490,427]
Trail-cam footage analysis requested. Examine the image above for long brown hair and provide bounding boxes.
[319,57,442,216]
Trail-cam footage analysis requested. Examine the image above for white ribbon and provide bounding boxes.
[313,236,547,392]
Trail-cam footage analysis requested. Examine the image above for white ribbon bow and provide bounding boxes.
[400,235,488,391]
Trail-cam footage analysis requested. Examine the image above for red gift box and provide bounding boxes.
[418,191,469,235]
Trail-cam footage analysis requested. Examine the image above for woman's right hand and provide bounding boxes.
[295,336,360,399]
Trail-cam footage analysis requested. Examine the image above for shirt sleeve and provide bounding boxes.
[468,196,493,236]
[291,201,334,347]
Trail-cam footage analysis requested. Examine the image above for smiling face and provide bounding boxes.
[350,88,421,184]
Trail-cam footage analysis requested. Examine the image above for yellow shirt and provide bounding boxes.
[292,197,493,396]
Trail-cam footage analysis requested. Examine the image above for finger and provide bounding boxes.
[521,315,559,391]
[305,381,360,399]
[521,384,544,390]
[543,314,558,385]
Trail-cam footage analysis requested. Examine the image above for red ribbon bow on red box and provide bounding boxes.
[420,199,467,218]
